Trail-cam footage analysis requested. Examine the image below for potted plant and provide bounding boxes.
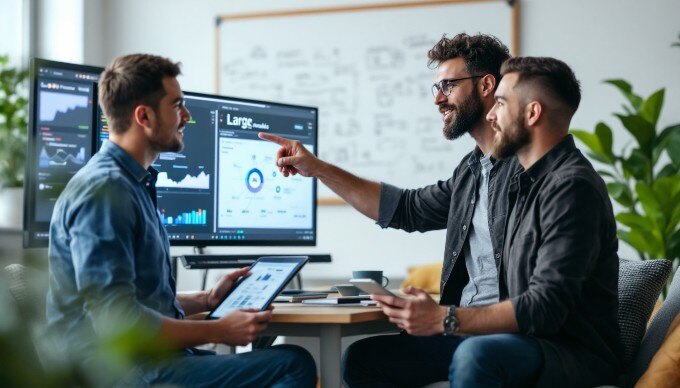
[0,54,29,229]
[571,79,680,296]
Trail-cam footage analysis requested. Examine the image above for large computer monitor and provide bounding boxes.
[98,92,318,246]
[24,58,318,248]
[23,59,103,247]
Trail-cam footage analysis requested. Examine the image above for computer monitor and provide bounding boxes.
[97,92,318,246]
[23,59,103,248]
[24,59,318,248]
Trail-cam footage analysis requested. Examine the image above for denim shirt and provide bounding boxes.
[47,140,184,354]
[378,147,521,306]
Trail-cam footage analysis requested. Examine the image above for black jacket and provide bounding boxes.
[503,135,622,386]
[378,146,520,306]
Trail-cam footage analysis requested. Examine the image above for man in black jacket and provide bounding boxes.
[370,57,623,387]
[260,33,523,386]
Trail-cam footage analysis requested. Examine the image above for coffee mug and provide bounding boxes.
[352,270,389,287]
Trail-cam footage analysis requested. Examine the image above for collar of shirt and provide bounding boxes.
[513,134,576,191]
[100,140,159,184]
[467,146,503,171]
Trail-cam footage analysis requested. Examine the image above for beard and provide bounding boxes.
[492,115,531,159]
[440,89,484,140]
[150,117,184,153]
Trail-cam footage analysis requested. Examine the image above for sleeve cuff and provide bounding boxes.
[376,182,403,229]
[510,294,533,335]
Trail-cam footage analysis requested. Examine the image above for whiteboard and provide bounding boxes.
[217,1,515,201]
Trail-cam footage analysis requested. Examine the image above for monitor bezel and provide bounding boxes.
[23,58,104,248]
[170,90,319,247]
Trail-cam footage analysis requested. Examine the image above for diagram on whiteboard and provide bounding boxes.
[218,1,511,197]
[217,137,314,229]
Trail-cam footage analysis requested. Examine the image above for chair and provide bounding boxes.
[420,258,674,388]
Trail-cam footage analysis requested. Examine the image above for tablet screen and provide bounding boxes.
[209,257,306,319]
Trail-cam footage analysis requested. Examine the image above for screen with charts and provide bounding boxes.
[208,258,306,318]
[23,59,103,248]
[97,91,318,246]
[24,59,317,248]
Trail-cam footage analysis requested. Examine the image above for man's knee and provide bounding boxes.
[449,335,500,382]
[342,336,384,383]
[451,336,495,368]
[270,344,317,383]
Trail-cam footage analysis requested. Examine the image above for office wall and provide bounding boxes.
[39,0,680,290]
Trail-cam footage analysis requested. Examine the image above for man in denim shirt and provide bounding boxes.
[47,54,316,387]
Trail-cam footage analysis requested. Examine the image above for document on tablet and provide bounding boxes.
[207,256,308,319]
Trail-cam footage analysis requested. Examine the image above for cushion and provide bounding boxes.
[618,259,673,366]
[401,263,442,294]
[628,267,680,384]
[635,311,680,387]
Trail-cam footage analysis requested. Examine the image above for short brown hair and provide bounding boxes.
[501,56,581,116]
[428,33,510,89]
[98,54,181,133]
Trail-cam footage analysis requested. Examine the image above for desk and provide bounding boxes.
[267,303,400,388]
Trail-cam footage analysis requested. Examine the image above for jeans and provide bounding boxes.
[342,332,543,388]
[136,344,317,387]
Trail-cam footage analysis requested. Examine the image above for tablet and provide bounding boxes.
[206,256,309,319]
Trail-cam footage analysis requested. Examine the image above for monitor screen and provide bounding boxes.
[23,59,103,248]
[97,91,318,246]
[24,59,318,248]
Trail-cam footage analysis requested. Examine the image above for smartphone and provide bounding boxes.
[349,278,396,296]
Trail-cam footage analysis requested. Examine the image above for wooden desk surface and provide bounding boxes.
[270,303,387,324]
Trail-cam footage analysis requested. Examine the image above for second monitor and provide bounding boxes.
[99,91,318,246]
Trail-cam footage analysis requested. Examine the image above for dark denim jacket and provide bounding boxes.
[378,147,521,305]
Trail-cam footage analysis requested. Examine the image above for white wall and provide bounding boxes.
[40,0,680,290]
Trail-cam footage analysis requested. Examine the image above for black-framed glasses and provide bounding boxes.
[431,75,485,97]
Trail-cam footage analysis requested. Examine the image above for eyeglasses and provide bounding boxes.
[431,75,485,97]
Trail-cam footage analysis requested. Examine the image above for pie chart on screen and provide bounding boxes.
[246,168,264,193]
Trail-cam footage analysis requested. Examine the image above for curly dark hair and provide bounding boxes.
[427,33,510,89]
[99,54,182,134]
[501,56,581,115]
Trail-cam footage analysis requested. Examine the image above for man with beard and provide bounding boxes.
[260,33,522,386]
[370,57,622,386]
[47,54,317,387]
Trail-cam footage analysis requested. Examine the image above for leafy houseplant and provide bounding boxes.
[571,80,680,295]
[0,54,29,229]
[0,54,29,188]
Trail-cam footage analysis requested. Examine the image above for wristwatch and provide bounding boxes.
[443,305,459,336]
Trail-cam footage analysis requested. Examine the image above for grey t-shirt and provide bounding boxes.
[459,154,499,307]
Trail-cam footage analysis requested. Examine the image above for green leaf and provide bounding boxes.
[616,114,656,156]
[605,79,643,111]
[635,182,661,214]
[571,129,614,163]
[618,228,664,258]
[607,182,635,207]
[667,130,680,168]
[668,229,680,261]
[653,124,680,164]
[595,122,614,160]
[616,212,654,230]
[658,164,679,179]
[640,88,665,127]
[621,149,651,182]
[596,169,616,179]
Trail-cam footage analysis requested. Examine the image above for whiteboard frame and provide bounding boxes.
[215,0,520,205]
